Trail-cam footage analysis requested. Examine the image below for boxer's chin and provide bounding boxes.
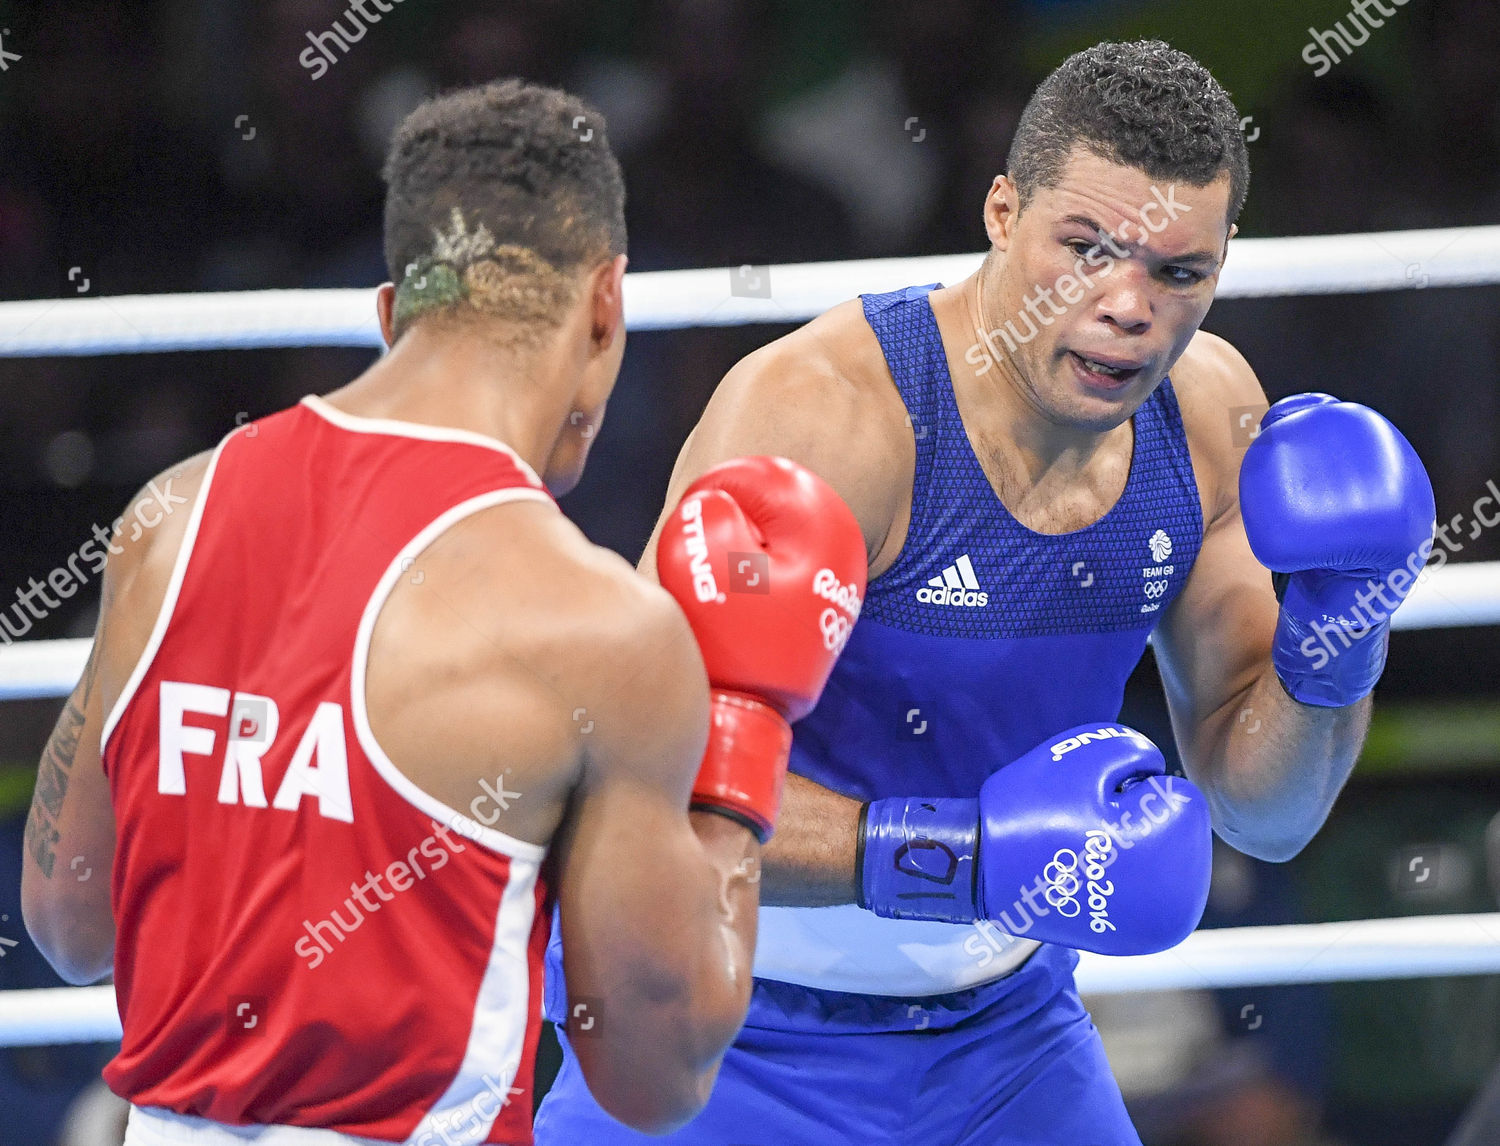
[543,417,602,496]
[543,453,585,498]
[1039,354,1157,433]
[543,468,581,498]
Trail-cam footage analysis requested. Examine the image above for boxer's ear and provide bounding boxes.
[1221,222,1238,263]
[984,175,1020,253]
[590,254,628,354]
[375,283,398,349]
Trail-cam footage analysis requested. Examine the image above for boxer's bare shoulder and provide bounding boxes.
[366,497,709,848]
[1167,329,1269,526]
[649,299,913,571]
[93,451,214,720]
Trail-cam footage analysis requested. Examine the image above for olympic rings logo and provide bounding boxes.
[1042,849,1082,917]
[1143,579,1169,599]
[819,607,852,655]
[1043,838,1120,932]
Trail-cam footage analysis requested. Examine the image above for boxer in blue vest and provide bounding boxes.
[536,39,1435,1145]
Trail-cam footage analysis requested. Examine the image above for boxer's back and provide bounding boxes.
[99,396,591,1142]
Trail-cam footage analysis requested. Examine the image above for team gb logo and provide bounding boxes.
[1148,529,1173,564]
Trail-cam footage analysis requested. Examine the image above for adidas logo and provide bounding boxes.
[916,554,989,607]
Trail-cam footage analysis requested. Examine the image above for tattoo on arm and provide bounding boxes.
[26,648,99,879]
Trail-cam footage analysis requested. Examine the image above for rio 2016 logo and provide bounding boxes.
[813,567,861,653]
[1042,831,1119,933]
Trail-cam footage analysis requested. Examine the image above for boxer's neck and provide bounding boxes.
[328,319,582,481]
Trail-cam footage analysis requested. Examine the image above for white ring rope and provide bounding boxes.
[2,913,1498,1046]
[3,560,1495,702]
[2,225,1499,356]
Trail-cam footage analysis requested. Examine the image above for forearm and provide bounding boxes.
[759,772,861,906]
[22,666,116,985]
[1192,668,1370,862]
[21,862,115,985]
[1207,389,1430,860]
[565,811,760,1131]
[682,810,763,1020]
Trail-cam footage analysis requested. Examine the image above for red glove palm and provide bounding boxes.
[657,456,866,840]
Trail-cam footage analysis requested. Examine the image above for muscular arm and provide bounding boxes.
[22,637,116,984]
[366,494,770,1132]
[1155,334,1368,862]
[635,307,907,907]
[18,459,199,984]
[755,775,861,905]
[555,586,762,1132]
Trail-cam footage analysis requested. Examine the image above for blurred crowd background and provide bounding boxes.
[2,0,1500,1143]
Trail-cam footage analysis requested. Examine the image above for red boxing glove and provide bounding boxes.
[657,456,867,841]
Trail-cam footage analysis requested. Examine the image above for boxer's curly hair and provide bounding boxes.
[382,79,626,341]
[1008,40,1250,224]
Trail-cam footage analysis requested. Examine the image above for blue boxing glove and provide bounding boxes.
[857,725,1213,955]
[1239,394,1436,707]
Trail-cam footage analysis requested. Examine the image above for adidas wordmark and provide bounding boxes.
[916,554,989,607]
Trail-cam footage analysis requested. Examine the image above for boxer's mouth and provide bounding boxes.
[1068,350,1145,388]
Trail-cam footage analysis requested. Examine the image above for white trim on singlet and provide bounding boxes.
[299,396,545,489]
[101,436,231,754]
[350,489,553,863]
[408,858,540,1144]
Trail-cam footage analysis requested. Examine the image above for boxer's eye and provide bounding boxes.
[1161,264,1205,286]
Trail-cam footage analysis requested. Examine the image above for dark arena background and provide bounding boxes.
[2,1,1500,1144]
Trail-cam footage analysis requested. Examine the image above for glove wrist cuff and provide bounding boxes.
[690,691,792,843]
[1269,569,1395,706]
[1271,605,1389,707]
[857,796,979,922]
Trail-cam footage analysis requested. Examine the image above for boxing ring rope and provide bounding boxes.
[2,224,1500,356]
[4,555,1498,700]
[4,913,1500,1046]
[3,222,1500,1046]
